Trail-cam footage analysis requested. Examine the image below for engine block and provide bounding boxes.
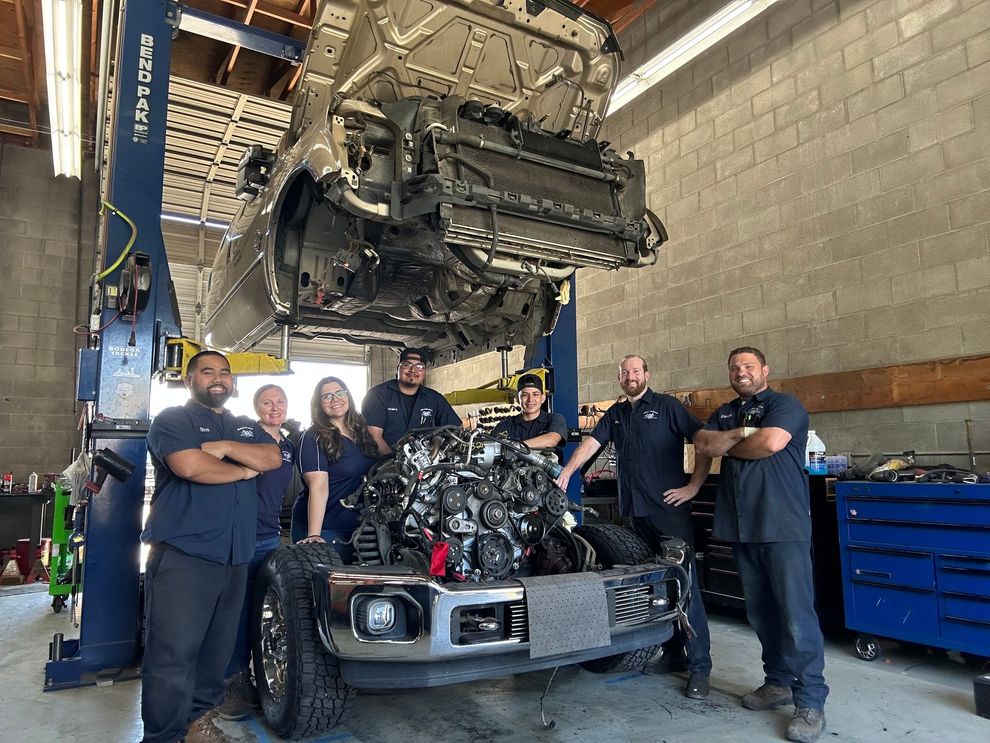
[347,427,570,581]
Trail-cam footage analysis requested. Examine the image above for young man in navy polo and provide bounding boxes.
[555,354,714,700]
[363,347,461,454]
[140,351,282,743]
[694,346,828,743]
[491,373,567,462]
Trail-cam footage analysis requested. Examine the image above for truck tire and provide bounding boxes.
[573,523,662,673]
[253,544,354,739]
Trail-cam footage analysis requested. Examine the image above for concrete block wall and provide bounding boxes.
[0,145,95,481]
[429,0,990,469]
[586,0,990,467]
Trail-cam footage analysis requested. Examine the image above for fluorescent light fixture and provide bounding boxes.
[41,0,83,178]
[607,0,782,116]
[161,212,231,231]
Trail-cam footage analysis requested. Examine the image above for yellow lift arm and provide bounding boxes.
[444,368,549,406]
[163,338,291,379]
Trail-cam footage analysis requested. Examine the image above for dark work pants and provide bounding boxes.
[733,541,829,710]
[632,513,713,675]
[141,544,248,743]
[226,534,281,677]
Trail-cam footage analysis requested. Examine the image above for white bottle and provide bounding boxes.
[28,472,39,492]
[805,431,827,475]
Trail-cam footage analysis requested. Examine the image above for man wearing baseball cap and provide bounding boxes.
[491,373,567,462]
[363,347,461,454]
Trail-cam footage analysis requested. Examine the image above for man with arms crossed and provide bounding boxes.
[693,347,827,743]
[141,351,281,743]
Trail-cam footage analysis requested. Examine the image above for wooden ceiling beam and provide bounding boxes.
[213,0,313,30]
[11,0,36,143]
[215,0,260,87]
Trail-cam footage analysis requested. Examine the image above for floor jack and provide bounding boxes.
[48,483,75,614]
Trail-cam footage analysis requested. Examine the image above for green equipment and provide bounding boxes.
[47,483,75,614]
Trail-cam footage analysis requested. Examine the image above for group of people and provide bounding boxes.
[139,344,826,743]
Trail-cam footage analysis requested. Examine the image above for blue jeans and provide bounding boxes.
[225,534,281,677]
[632,513,713,675]
[734,541,829,710]
[289,515,355,565]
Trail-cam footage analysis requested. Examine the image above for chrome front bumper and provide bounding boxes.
[311,561,685,687]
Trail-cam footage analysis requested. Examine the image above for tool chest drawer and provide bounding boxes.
[848,547,934,590]
[937,555,990,597]
[836,482,990,658]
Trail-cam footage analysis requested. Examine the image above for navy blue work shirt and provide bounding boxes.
[362,380,461,449]
[292,429,376,535]
[492,410,568,462]
[256,437,295,541]
[703,387,810,542]
[143,401,276,565]
[590,389,703,518]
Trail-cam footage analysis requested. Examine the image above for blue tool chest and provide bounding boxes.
[835,482,990,658]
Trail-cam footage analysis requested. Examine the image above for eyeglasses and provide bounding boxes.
[321,390,349,402]
[399,362,426,371]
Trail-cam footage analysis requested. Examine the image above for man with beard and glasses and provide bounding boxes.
[140,351,282,743]
[555,354,713,699]
[363,347,461,455]
[693,347,827,743]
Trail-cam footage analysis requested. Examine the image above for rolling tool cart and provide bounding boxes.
[835,481,990,661]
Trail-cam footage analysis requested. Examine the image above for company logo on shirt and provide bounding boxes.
[642,410,659,420]
[419,408,434,425]
[281,449,293,463]
[237,426,255,439]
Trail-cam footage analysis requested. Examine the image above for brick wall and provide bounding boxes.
[0,145,96,481]
[432,0,990,469]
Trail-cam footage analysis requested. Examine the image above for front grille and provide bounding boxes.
[507,601,529,641]
[505,583,657,642]
[612,585,654,626]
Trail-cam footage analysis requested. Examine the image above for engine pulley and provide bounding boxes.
[476,532,514,580]
[475,480,496,499]
[445,537,464,565]
[518,487,540,507]
[442,485,467,512]
[518,513,545,545]
[480,500,509,529]
[544,487,569,517]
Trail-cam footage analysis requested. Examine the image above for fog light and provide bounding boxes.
[365,598,396,635]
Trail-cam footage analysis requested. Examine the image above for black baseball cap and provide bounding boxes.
[517,373,543,392]
[399,347,429,364]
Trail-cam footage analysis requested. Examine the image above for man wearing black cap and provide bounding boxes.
[491,373,568,461]
[363,347,462,454]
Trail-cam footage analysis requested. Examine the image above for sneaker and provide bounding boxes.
[741,683,793,711]
[216,672,257,721]
[684,672,710,699]
[184,710,237,743]
[786,707,825,743]
[642,648,689,676]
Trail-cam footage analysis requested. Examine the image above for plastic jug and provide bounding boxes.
[805,430,827,475]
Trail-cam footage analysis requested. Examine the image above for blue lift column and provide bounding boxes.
[45,1,179,690]
[526,277,581,510]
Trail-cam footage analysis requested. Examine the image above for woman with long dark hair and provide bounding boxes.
[291,376,378,562]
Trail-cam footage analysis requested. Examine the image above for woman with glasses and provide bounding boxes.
[291,377,379,562]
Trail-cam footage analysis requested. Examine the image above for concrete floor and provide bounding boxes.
[1,586,987,743]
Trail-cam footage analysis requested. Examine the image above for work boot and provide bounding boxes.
[183,710,237,743]
[684,672,710,699]
[642,647,688,676]
[216,672,258,721]
[786,707,825,743]
[741,683,793,710]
